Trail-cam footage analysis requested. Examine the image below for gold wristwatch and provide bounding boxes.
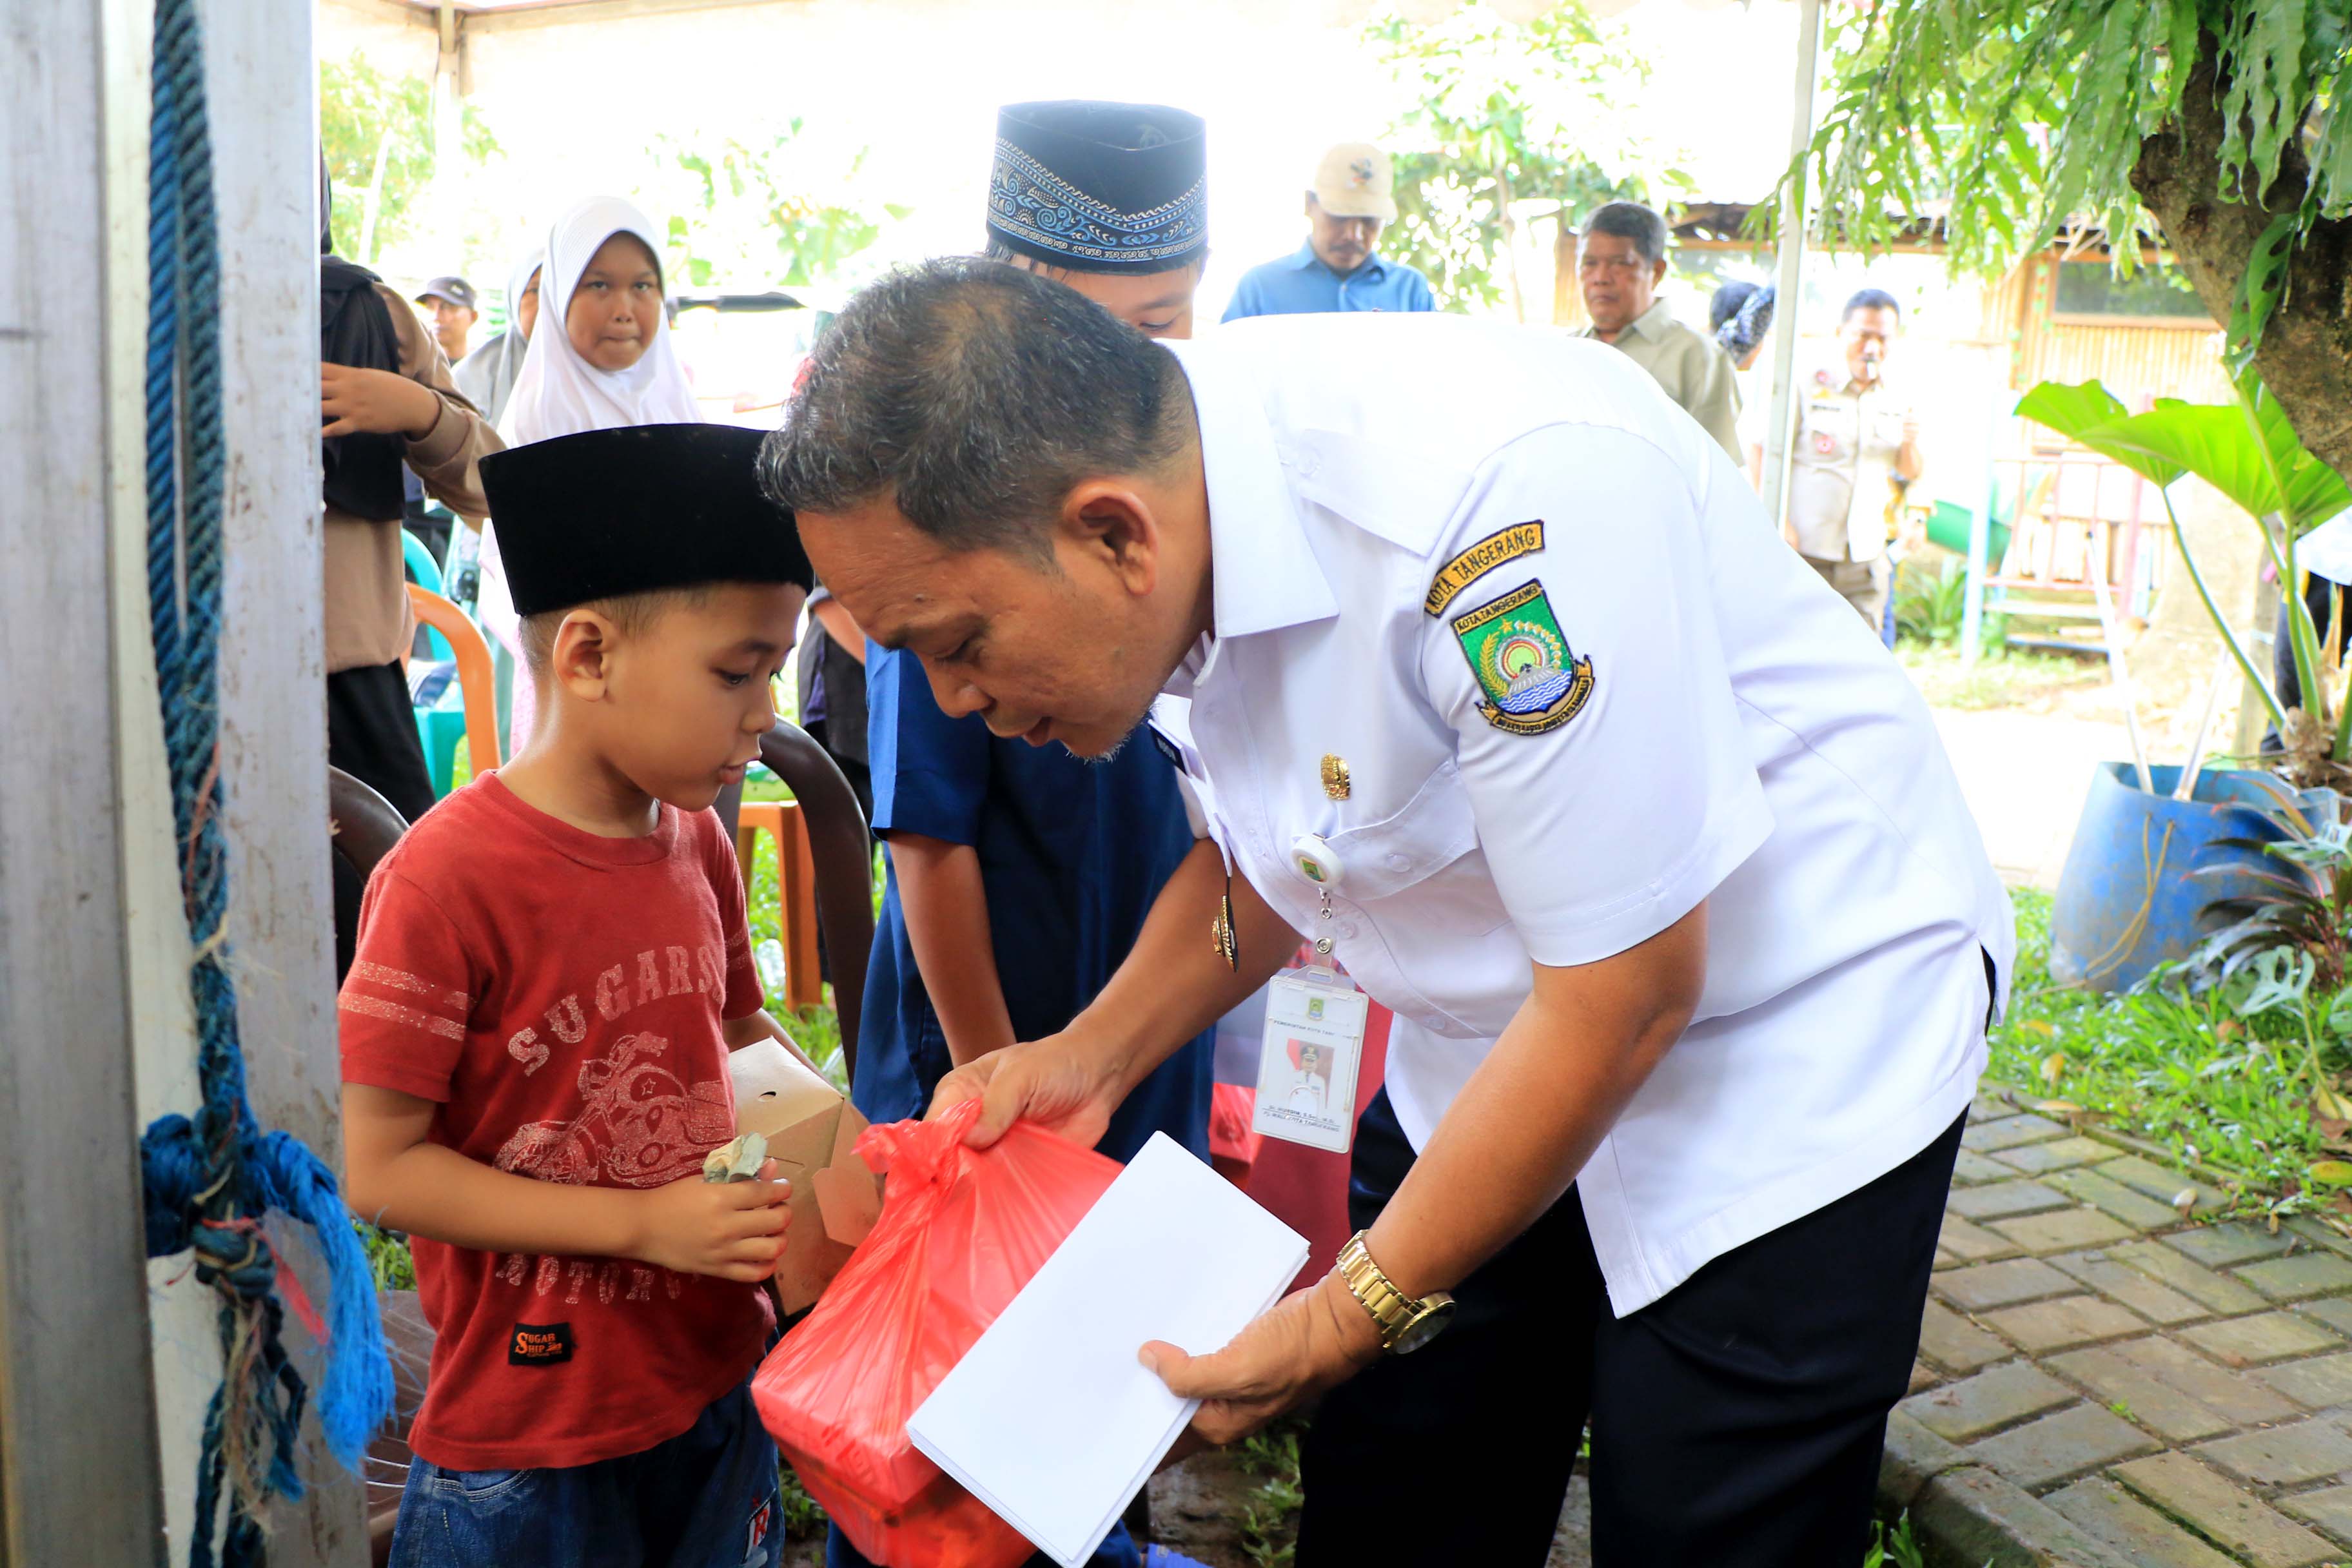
[1335,1231,1456,1355]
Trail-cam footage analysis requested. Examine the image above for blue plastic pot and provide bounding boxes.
[2048,763,2327,993]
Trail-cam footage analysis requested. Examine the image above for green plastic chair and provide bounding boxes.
[402,529,453,661]
[402,534,471,795]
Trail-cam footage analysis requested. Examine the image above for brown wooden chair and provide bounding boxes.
[330,766,411,886]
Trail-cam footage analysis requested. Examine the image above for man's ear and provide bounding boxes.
[1649,258,1669,288]
[551,608,620,700]
[1059,479,1161,599]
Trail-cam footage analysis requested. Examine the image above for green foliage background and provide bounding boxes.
[1366,3,1685,312]
[320,50,500,266]
[651,120,910,293]
[1789,0,2349,337]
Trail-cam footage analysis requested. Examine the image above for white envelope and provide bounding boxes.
[906,1133,1309,1567]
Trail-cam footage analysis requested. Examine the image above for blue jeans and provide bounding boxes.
[390,1380,783,1568]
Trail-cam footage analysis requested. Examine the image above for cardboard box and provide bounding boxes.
[730,1035,883,1314]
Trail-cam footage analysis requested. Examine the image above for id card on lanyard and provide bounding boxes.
[1251,965,1369,1152]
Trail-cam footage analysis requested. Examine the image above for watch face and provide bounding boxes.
[1394,1297,1456,1355]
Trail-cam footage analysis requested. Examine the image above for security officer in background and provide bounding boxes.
[1785,287,1925,629]
[762,260,2012,1565]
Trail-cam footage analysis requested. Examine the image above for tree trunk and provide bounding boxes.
[2131,39,2352,484]
[357,122,393,266]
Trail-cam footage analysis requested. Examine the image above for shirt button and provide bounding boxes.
[1386,853,1411,872]
[1337,921,1359,939]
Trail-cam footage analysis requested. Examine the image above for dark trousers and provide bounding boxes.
[328,660,438,979]
[1298,1092,1963,1567]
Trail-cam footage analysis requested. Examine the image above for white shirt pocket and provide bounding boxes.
[1317,759,1520,1040]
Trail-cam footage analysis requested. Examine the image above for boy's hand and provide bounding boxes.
[322,362,443,441]
[630,1157,791,1282]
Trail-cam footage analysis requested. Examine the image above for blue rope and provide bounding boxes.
[137,1,392,1561]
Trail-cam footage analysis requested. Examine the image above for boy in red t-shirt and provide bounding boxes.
[341,424,815,1568]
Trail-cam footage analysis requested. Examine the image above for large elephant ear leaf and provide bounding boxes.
[2016,380,2185,488]
[2017,379,2131,444]
[2235,369,2352,534]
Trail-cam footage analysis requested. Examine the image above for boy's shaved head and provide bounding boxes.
[520,586,714,678]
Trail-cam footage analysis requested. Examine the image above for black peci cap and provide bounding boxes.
[480,425,810,618]
[987,100,1207,275]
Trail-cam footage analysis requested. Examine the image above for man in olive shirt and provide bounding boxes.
[1575,201,1741,461]
[1783,288,1924,630]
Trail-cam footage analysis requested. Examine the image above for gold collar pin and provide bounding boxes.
[1320,754,1351,801]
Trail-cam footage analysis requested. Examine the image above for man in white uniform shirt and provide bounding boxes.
[1785,288,1926,630]
[761,260,2012,1565]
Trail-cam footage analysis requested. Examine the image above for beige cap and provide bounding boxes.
[1310,142,1397,222]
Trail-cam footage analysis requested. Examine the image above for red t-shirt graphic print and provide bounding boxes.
[340,774,770,1470]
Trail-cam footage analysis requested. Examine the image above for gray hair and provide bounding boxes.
[1583,201,1669,267]
[758,258,1195,562]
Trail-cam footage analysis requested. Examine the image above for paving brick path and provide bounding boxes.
[1889,1093,2352,1566]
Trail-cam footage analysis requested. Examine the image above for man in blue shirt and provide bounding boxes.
[1223,142,1437,320]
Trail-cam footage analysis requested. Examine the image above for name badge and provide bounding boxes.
[1251,968,1369,1153]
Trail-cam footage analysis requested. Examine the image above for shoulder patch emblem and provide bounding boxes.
[1450,581,1594,736]
[1424,520,1545,617]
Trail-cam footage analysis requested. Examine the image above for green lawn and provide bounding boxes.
[1988,889,2332,1207]
[1895,642,2102,712]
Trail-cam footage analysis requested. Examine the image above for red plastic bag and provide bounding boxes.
[754,1099,1122,1568]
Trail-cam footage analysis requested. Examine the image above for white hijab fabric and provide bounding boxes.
[452,244,544,427]
[497,197,700,444]
[478,198,701,749]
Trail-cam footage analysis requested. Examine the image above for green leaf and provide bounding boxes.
[2015,380,2184,487]
[2226,213,2297,375]
[2308,1159,2352,1187]
[2315,90,2352,219]
[2091,403,2276,512]
[2019,377,2351,538]
[2239,946,2317,1017]
[2237,372,2352,533]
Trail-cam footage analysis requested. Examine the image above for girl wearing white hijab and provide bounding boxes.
[478,197,702,747]
[452,244,544,427]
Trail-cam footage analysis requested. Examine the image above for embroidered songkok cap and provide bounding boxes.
[480,424,811,617]
[986,100,1208,274]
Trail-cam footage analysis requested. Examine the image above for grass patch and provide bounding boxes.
[1235,1415,1308,1568]
[1897,642,2101,711]
[357,1219,416,1291]
[1864,1511,1928,1568]
[1990,890,2327,1202]
[741,825,852,1090]
[778,1463,828,1539]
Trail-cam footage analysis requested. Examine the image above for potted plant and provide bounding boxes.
[2018,372,2351,989]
